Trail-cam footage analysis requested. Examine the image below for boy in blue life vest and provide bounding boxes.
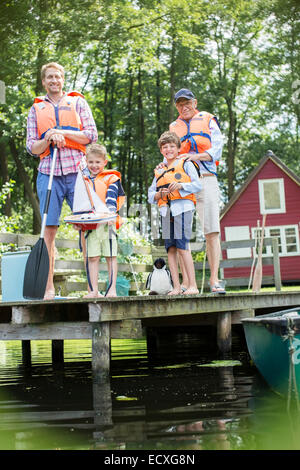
[148,131,202,295]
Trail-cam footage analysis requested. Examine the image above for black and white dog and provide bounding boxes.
[146,258,173,295]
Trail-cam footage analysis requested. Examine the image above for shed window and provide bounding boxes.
[251,225,300,257]
[258,178,286,214]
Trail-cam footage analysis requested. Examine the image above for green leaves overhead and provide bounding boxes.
[0,0,299,233]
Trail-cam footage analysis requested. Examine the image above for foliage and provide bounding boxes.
[0,180,20,253]
[0,180,20,233]
[0,0,299,233]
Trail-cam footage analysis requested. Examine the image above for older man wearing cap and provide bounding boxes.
[169,88,225,294]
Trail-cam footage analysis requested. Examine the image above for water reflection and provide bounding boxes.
[0,332,299,450]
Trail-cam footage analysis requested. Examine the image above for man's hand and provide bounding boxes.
[184,153,199,162]
[45,129,66,148]
[184,151,212,162]
[155,161,167,170]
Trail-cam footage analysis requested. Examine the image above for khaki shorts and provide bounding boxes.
[195,176,220,235]
[86,224,117,258]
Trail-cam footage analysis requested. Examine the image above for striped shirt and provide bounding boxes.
[89,177,124,213]
[26,93,98,176]
[106,180,124,212]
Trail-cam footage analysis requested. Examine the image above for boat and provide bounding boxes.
[64,211,116,231]
[64,165,117,231]
[242,307,300,398]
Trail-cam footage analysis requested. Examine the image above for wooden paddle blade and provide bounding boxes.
[23,238,49,299]
[252,214,267,293]
[252,259,262,293]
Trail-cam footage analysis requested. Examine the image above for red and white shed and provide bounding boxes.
[220,152,300,283]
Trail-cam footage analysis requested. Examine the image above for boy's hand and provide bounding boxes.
[154,188,169,201]
[168,182,182,192]
[78,157,87,171]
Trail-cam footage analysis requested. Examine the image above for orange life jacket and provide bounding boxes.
[84,169,125,229]
[154,158,197,207]
[33,91,86,159]
[170,111,215,155]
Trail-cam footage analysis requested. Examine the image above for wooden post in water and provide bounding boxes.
[93,376,113,438]
[52,340,64,363]
[92,322,111,377]
[89,303,111,377]
[21,340,31,366]
[217,312,232,353]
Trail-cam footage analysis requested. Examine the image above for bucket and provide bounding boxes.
[106,275,131,297]
[1,251,30,302]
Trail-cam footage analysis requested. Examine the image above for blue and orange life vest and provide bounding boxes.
[170,110,219,155]
[33,91,86,159]
[154,158,197,207]
[84,169,125,229]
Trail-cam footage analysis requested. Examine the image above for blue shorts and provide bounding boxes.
[161,210,193,251]
[37,172,77,226]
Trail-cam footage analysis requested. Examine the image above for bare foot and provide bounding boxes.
[84,291,104,298]
[183,287,199,295]
[168,288,182,296]
[44,290,55,300]
[105,290,117,297]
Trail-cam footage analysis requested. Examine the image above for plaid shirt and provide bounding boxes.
[26,93,98,176]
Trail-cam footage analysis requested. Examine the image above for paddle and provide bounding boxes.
[248,219,259,290]
[252,214,267,293]
[23,146,58,299]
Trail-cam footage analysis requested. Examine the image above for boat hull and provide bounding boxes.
[64,212,117,231]
[242,307,300,397]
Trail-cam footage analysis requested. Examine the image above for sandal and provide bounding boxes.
[210,281,226,295]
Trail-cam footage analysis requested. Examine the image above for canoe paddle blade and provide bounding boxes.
[23,238,49,299]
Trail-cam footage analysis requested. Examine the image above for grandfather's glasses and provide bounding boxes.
[175,99,195,109]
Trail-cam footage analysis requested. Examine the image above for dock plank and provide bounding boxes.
[1,291,300,323]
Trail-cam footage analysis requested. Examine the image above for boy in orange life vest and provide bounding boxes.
[148,131,202,295]
[82,144,125,298]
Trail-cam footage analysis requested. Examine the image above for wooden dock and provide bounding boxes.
[1,290,300,377]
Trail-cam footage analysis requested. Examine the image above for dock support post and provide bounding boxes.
[52,340,64,363]
[93,376,113,435]
[92,322,111,377]
[217,312,232,353]
[146,327,159,360]
[22,340,31,366]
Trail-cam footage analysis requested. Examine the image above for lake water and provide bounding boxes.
[0,325,299,452]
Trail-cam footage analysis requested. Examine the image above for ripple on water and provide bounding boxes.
[0,334,299,450]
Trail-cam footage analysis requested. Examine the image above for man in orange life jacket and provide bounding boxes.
[26,62,97,300]
[169,88,225,294]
